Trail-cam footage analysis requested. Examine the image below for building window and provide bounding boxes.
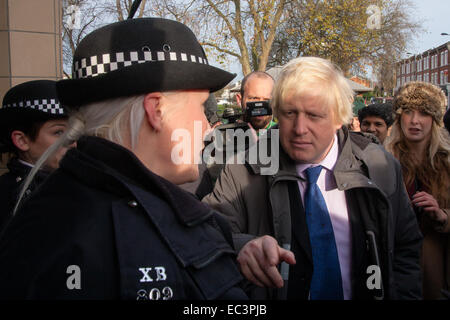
[417,74,422,81]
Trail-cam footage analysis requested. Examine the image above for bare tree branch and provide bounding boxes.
[201,42,241,58]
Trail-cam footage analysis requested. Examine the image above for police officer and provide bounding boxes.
[0,18,247,300]
[0,80,70,231]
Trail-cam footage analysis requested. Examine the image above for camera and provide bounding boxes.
[221,107,244,124]
[245,100,272,122]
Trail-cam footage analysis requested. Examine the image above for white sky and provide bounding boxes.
[409,0,450,55]
[221,0,450,82]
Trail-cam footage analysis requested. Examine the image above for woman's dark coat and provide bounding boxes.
[0,158,49,232]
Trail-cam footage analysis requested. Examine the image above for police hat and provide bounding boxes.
[57,18,236,108]
[0,80,68,153]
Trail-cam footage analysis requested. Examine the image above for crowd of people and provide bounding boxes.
[0,16,449,300]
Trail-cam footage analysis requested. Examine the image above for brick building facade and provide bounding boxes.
[396,41,449,90]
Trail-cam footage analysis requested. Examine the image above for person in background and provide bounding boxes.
[358,103,394,144]
[0,18,247,300]
[0,80,70,231]
[444,107,450,135]
[235,71,276,134]
[179,93,217,200]
[349,95,365,132]
[386,81,450,299]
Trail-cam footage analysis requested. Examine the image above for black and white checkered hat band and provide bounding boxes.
[73,50,209,79]
[2,99,64,115]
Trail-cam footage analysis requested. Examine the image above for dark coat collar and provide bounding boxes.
[7,157,32,178]
[7,157,50,184]
[245,127,394,193]
[60,136,213,226]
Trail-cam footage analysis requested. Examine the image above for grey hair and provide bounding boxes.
[13,94,146,216]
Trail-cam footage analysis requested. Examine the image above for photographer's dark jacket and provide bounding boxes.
[203,127,423,300]
[0,136,246,300]
[0,158,49,232]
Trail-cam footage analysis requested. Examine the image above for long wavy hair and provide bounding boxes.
[386,115,450,208]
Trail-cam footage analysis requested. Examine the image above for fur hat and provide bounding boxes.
[0,80,68,153]
[57,18,236,109]
[393,81,447,123]
[358,103,394,127]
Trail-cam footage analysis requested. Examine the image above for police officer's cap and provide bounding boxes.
[57,18,236,109]
[0,80,68,153]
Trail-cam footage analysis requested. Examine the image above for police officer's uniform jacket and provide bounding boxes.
[0,136,247,300]
[0,158,49,232]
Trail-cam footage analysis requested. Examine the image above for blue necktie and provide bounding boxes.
[304,165,343,300]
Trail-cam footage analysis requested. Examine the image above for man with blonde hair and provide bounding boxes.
[204,57,422,300]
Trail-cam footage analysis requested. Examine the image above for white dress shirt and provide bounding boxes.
[295,134,353,300]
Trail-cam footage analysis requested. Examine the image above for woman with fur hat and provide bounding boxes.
[0,80,71,232]
[386,81,450,299]
[0,18,246,300]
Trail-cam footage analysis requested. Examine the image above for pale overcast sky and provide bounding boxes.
[222,0,450,80]
[409,0,450,55]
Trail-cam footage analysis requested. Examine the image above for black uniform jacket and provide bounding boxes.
[0,158,49,232]
[0,136,247,300]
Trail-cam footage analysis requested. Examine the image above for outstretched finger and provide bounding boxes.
[238,259,265,288]
[279,247,296,265]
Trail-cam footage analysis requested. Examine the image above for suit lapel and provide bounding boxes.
[287,181,312,264]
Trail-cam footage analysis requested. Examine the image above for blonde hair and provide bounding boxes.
[271,57,354,125]
[13,94,149,216]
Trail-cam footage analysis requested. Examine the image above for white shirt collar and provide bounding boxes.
[296,133,339,175]
[18,159,34,168]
